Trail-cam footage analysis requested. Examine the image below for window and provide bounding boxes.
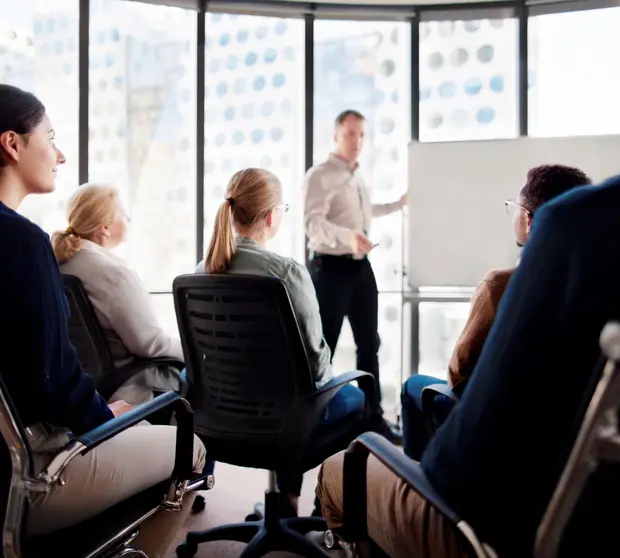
[419,17,518,142]
[528,7,620,137]
[89,0,197,292]
[418,301,470,380]
[2,0,79,232]
[204,13,305,261]
[314,20,411,416]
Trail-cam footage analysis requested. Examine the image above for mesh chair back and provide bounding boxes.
[173,274,316,467]
[62,274,114,383]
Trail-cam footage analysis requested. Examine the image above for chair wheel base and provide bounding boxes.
[176,541,198,558]
[192,495,206,514]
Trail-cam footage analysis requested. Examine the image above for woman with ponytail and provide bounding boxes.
[0,84,205,548]
[198,168,366,516]
[52,183,185,405]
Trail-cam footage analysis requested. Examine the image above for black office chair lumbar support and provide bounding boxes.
[173,274,375,558]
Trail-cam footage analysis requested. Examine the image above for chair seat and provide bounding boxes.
[24,480,171,558]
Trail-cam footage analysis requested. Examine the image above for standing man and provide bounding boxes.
[303,109,407,442]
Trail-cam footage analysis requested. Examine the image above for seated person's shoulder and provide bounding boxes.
[0,211,49,249]
[481,268,515,289]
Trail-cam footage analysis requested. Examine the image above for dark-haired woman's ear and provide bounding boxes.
[0,131,21,164]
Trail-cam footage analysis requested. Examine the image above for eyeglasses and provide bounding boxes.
[275,203,290,213]
[504,199,531,217]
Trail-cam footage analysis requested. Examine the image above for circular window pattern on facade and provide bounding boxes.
[380,59,396,77]
[215,134,226,147]
[224,107,235,121]
[255,26,268,39]
[253,76,266,91]
[490,75,504,93]
[272,74,285,88]
[226,56,238,70]
[261,155,273,168]
[216,82,227,97]
[477,45,494,64]
[245,52,257,66]
[233,131,244,145]
[264,48,277,64]
[419,86,431,102]
[464,77,482,96]
[208,59,220,73]
[450,48,469,68]
[261,102,275,117]
[439,81,457,99]
[380,119,395,134]
[463,20,482,33]
[252,129,264,144]
[428,52,444,71]
[218,33,230,47]
[270,127,283,141]
[476,107,495,125]
[274,21,287,36]
[237,29,248,43]
[428,113,444,129]
[234,79,246,94]
[489,19,504,30]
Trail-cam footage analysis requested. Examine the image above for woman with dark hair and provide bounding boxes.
[0,84,206,554]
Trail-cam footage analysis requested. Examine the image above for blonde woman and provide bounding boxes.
[52,184,184,405]
[197,168,366,516]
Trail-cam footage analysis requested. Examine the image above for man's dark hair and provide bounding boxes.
[521,164,592,214]
[335,109,365,128]
[0,84,46,168]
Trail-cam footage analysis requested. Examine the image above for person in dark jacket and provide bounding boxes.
[0,84,205,554]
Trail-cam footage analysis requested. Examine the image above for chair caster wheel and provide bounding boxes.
[245,513,260,521]
[324,530,336,549]
[191,495,206,513]
[176,542,198,558]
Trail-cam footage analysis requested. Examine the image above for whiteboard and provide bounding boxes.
[407,135,620,287]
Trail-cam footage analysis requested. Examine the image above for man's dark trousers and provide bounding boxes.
[308,253,383,417]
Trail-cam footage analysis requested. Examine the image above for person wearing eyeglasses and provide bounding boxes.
[400,164,592,460]
[303,110,408,444]
[53,183,185,405]
[197,168,367,517]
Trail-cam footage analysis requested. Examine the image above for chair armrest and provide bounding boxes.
[421,383,460,408]
[342,432,461,542]
[133,357,185,371]
[38,392,195,487]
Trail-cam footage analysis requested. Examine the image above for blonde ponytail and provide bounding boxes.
[204,168,282,274]
[204,199,235,273]
[51,183,119,265]
[51,229,84,264]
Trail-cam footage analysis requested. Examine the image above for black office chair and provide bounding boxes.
[332,322,620,557]
[0,377,203,558]
[62,274,185,401]
[173,274,375,558]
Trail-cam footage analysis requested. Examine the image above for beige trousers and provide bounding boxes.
[28,423,207,557]
[316,451,473,558]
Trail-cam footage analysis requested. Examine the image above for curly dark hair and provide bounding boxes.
[521,164,592,214]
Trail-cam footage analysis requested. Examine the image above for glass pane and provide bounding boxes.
[528,7,620,137]
[204,13,305,261]
[2,0,79,232]
[419,18,518,142]
[330,294,405,421]
[150,293,179,338]
[314,20,411,292]
[418,301,470,380]
[89,0,197,292]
